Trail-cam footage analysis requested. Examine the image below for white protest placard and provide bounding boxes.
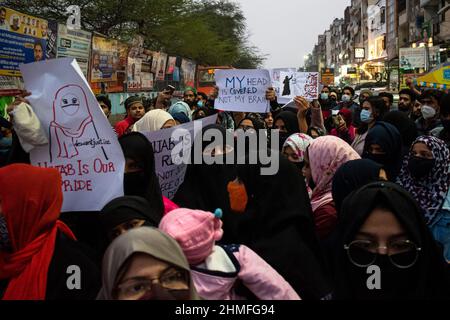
[269,68,297,104]
[279,72,320,101]
[141,114,218,200]
[215,69,270,113]
[20,58,125,212]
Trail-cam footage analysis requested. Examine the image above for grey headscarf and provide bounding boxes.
[97,227,200,300]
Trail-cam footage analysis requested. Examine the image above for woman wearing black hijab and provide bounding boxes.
[100,196,162,243]
[333,181,450,299]
[173,124,236,236]
[273,111,300,148]
[383,111,418,157]
[332,159,386,214]
[362,121,403,181]
[118,132,164,219]
[231,152,332,300]
[321,159,388,276]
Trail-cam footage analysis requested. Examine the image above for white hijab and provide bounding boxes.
[133,109,174,132]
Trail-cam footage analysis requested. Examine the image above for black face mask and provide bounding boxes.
[347,254,419,300]
[408,156,435,179]
[364,152,388,166]
[295,161,305,170]
[442,119,450,132]
[124,171,148,197]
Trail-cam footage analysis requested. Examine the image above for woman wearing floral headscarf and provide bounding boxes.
[303,136,360,239]
[283,133,314,197]
[282,133,313,170]
[397,136,450,261]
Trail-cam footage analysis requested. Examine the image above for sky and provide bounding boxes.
[231,0,351,69]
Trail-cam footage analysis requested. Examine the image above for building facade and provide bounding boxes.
[304,0,450,90]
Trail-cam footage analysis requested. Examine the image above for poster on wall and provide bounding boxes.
[90,35,128,93]
[128,47,153,91]
[181,58,196,88]
[166,56,177,75]
[0,6,48,78]
[57,24,92,78]
[127,56,142,91]
[151,51,160,74]
[139,48,154,91]
[155,52,168,81]
[46,20,58,60]
[0,7,47,94]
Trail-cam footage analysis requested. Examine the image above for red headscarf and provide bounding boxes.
[0,164,75,300]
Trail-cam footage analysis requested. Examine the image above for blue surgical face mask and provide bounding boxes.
[197,101,204,108]
[360,109,373,123]
[320,93,329,100]
[342,94,351,102]
[0,215,11,251]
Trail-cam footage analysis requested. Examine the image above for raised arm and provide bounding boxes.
[294,96,311,134]
[310,100,326,133]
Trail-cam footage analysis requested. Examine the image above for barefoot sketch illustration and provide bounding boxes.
[49,84,109,162]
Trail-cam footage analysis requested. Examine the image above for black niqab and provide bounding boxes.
[383,111,418,157]
[173,124,236,219]
[333,181,450,299]
[332,159,383,214]
[232,152,332,300]
[118,132,164,219]
[363,121,403,181]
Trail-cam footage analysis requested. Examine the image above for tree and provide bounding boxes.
[1,0,265,67]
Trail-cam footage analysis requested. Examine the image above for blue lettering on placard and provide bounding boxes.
[225,76,246,89]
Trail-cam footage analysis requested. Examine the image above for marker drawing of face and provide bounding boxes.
[60,93,80,116]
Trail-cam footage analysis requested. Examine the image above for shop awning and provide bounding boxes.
[417,62,450,89]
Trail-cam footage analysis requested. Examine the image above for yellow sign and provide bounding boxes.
[0,7,48,39]
[0,7,48,77]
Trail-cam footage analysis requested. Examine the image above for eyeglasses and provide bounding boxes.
[344,239,421,269]
[238,125,256,133]
[116,267,189,300]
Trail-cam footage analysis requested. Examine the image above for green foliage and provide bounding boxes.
[1,0,265,67]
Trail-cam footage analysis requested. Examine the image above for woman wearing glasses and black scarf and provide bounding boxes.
[332,181,450,300]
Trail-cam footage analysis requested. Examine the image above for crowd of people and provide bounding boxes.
[1,78,450,300]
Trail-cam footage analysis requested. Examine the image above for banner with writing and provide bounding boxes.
[279,71,319,101]
[20,58,125,212]
[215,69,271,113]
[141,115,217,199]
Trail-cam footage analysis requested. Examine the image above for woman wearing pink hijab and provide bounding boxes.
[303,136,360,239]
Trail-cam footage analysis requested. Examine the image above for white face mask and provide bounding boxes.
[421,105,436,120]
[341,94,351,102]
